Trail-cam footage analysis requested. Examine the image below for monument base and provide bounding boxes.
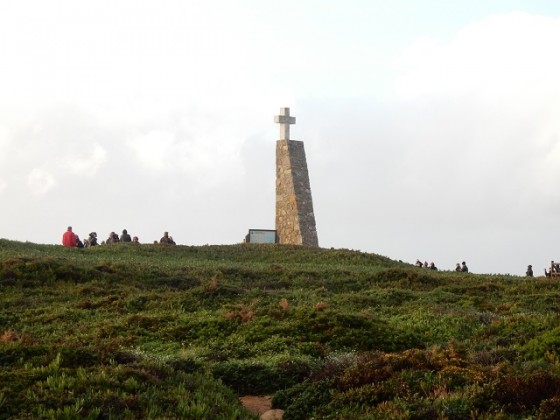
[275,139,319,247]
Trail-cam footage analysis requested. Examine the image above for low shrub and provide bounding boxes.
[492,369,560,413]
[275,380,332,420]
[212,356,313,394]
[523,326,560,359]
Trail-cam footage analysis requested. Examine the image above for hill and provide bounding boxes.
[1,239,560,418]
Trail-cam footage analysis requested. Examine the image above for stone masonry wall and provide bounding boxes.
[276,140,319,246]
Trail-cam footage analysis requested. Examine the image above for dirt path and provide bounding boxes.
[239,395,272,416]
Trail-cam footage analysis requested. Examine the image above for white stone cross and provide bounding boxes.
[274,107,296,140]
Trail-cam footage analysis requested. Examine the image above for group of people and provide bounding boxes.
[61,227,176,248]
[415,259,552,277]
[542,262,560,277]
[415,260,438,270]
[455,261,469,273]
[414,259,469,272]
[105,229,140,245]
[415,260,555,277]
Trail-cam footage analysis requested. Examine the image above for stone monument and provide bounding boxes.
[274,108,319,247]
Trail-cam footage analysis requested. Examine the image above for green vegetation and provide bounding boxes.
[1,238,560,418]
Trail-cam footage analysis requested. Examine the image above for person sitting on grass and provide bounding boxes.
[62,226,77,248]
[160,231,176,245]
[120,229,132,242]
[87,232,98,247]
[106,232,120,244]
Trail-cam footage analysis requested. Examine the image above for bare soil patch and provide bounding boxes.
[239,395,272,416]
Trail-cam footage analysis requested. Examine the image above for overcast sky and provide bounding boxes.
[1,0,560,275]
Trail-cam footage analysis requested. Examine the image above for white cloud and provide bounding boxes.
[388,12,560,210]
[394,12,560,101]
[0,124,11,160]
[68,144,108,177]
[128,130,175,171]
[27,168,56,195]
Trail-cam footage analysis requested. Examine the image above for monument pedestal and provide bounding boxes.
[274,108,319,247]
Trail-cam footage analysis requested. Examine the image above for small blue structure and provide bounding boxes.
[245,229,277,244]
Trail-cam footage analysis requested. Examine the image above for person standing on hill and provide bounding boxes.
[62,226,77,247]
[461,261,469,273]
[526,265,533,277]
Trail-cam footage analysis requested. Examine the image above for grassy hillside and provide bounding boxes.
[1,239,560,419]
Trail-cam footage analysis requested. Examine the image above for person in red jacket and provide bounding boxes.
[62,226,77,247]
